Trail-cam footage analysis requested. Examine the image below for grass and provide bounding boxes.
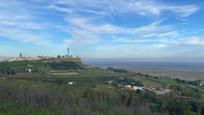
[0,76,126,115]
[0,101,59,115]
[77,69,117,77]
[133,76,161,88]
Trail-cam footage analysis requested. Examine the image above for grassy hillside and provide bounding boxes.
[0,60,85,75]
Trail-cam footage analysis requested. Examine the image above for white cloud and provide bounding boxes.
[0,1,55,46]
[63,16,174,46]
[48,0,200,51]
[133,21,171,33]
[64,17,121,46]
[185,37,204,46]
[142,31,178,39]
[0,0,201,58]
[128,1,199,17]
[0,0,199,47]
[169,5,199,17]
[0,28,50,46]
[153,44,169,49]
[50,0,199,17]
[0,20,45,30]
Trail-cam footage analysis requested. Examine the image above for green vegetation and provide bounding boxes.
[0,60,84,75]
[0,61,49,72]
[0,60,204,115]
[106,67,128,73]
[48,61,84,70]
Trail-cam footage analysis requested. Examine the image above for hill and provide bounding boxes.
[0,59,85,75]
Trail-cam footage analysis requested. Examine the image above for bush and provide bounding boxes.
[48,61,83,70]
[106,67,128,73]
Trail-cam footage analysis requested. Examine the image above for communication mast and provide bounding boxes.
[19,52,22,58]
[67,48,70,56]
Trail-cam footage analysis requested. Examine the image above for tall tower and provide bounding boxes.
[19,52,22,58]
[67,48,70,57]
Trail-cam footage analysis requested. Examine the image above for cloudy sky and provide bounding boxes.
[0,0,204,61]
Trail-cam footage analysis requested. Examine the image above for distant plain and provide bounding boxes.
[84,60,204,80]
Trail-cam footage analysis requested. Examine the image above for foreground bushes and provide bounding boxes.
[0,77,202,115]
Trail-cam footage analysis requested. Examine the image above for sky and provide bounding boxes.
[0,0,204,61]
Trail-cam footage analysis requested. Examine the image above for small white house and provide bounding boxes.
[25,68,32,73]
[132,86,144,91]
[107,80,114,85]
[28,69,32,73]
[199,81,204,86]
[68,81,74,85]
[117,84,123,88]
[124,85,131,89]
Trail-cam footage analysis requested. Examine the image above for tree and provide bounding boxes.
[57,55,61,58]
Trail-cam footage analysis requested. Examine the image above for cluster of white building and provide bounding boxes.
[0,56,39,62]
[0,53,53,62]
[108,80,145,91]
[108,80,172,95]
[123,85,145,91]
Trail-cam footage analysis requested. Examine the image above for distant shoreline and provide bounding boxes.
[84,61,204,80]
[127,68,204,81]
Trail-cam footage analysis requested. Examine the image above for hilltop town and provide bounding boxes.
[0,48,81,62]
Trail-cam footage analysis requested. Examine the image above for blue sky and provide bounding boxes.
[0,0,204,61]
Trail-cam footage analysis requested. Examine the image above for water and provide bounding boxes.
[84,60,204,68]
[84,59,204,80]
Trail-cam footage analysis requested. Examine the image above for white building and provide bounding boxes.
[124,85,131,89]
[68,81,74,85]
[154,89,171,95]
[132,86,144,91]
